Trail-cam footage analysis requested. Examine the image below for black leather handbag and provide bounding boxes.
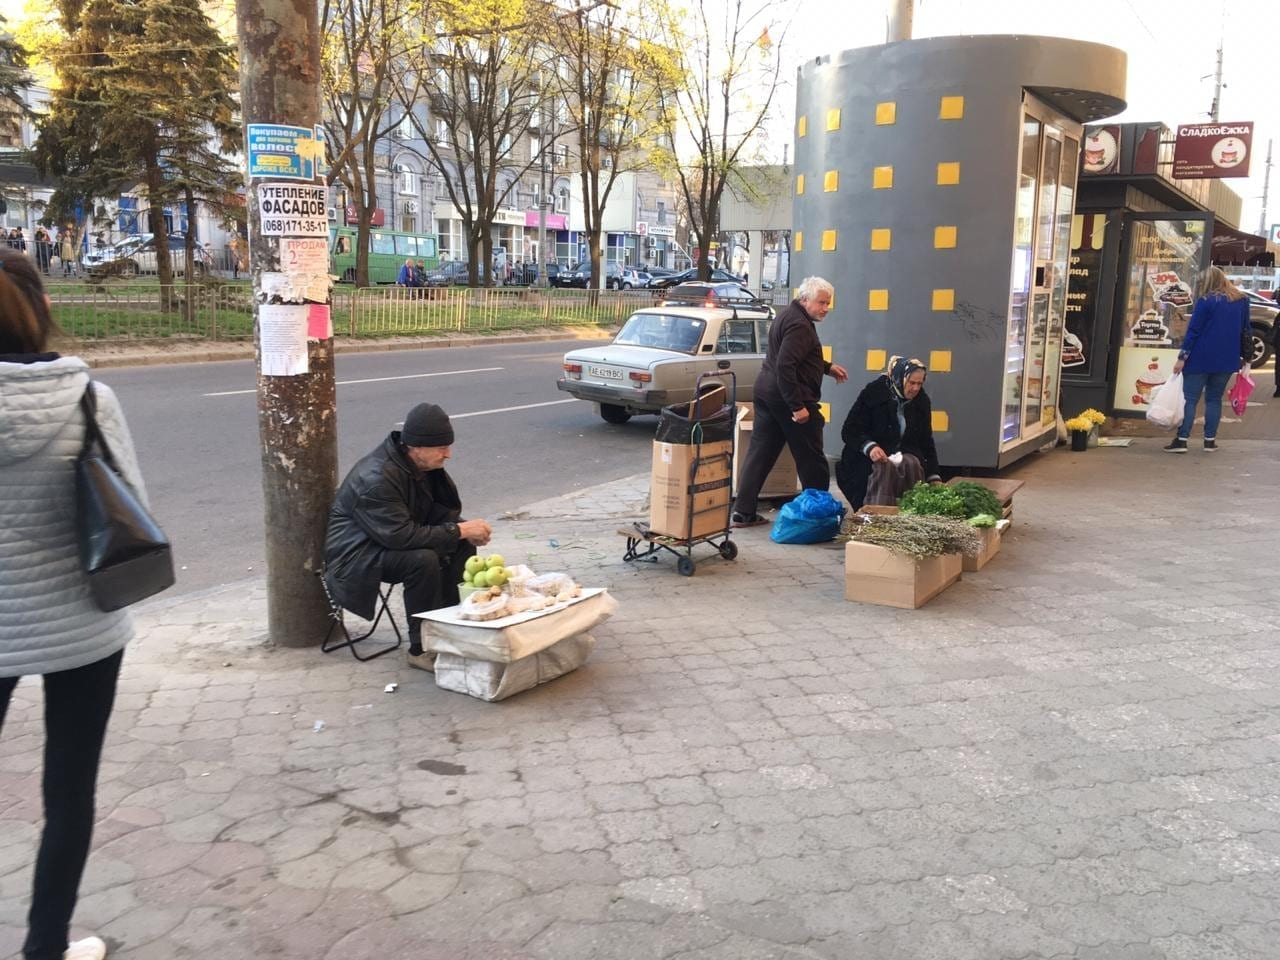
[76,384,174,611]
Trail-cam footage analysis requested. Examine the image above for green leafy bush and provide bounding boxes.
[898,482,966,518]
[947,481,1002,519]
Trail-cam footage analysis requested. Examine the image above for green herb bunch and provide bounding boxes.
[898,482,966,518]
[840,513,982,559]
[947,481,1002,519]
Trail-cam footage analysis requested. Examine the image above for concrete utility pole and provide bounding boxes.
[235,0,339,647]
[1259,139,1272,237]
[886,0,914,42]
[1208,41,1223,122]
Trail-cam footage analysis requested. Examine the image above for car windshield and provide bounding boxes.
[614,312,706,353]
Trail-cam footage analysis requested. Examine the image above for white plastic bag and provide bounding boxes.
[1145,373,1184,430]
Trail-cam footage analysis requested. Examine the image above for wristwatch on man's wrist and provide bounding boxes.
[443,521,459,540]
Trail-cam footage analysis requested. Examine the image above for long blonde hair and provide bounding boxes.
[1198,265,1246,302]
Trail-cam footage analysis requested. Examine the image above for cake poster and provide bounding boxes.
[1172,122,1253,179]
[1081,125,1121,175]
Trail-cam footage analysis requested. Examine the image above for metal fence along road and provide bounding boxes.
[50,283,791,342]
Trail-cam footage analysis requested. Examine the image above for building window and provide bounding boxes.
[555,187,569,214]
[396,114,414,140]
[434,118,448,143]
[656,200,666,224]
[398,166,418,195]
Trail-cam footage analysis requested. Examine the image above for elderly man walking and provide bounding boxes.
[731,276,847,527]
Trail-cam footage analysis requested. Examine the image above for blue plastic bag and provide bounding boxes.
[769,489,846,544]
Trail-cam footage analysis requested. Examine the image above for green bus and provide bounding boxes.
[330,226,440,284]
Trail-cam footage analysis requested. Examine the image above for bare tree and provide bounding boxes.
[392,2,547,286]
[550,0,672,292]
[653,0,784,279]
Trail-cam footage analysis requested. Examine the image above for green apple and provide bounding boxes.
[465,555,486,576]
[462,569,473,584]
[485,553,505,569]
[471,569,489,588]
[487,567,509,587]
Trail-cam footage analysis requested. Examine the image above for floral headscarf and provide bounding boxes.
[886,355,927,400]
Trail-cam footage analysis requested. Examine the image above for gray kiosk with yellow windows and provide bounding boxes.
[793,35,1126,469]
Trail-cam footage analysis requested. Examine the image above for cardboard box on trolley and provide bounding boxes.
[648,385,733,539]
[731,403,801,499]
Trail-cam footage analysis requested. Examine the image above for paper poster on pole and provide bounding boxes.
[257,183,328,237]
[259,303,310,375]
[307,304,332,340]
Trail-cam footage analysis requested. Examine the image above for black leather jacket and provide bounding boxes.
[755,299,831,412]
[323,432,463,619]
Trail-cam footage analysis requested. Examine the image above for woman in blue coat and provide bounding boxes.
[1165,266,1250,453]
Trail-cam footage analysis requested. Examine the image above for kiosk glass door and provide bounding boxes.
[1001,95,1081,451]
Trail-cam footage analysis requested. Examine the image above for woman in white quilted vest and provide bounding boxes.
[0,249,147,960]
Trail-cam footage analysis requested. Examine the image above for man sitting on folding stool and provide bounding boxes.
[324,402,493,671]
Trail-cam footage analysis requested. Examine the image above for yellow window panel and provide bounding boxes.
[870,228,891,251]
[873,165,894,189]
[797,115,807,138]
[819,402,831,422]
[939,96,964,120]
[934,225,958,249]
[929,350,952,373]
[826,108,841,131]
[823,170,839,192]
[794,231,803,252]
[821,230,838,252]
[866,348,887,371]
[868,289,889,311]
[931,289,955,311]
[875,101,896,125]
[822,345,833,362]
[936,162,960,185]
[796,174,805,195]
[931,410,950,432]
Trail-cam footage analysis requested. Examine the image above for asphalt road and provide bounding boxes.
[95,339,660,595]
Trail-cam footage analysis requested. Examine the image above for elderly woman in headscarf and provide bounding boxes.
[835,355,941,509]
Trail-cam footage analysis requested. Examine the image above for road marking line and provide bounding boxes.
[204,366,504,397]
[407,399,580,422]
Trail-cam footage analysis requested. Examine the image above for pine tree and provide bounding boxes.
[35,0,239,305]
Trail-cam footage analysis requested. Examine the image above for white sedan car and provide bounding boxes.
[557,295,774,424]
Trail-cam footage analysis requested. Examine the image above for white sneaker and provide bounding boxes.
[65,937,107,960]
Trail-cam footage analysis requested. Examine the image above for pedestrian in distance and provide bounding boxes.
[0,248,150,960]
[730,275,848,527]
[58,230,76,278]
[324,402,494,673]
[396,257,419,291]
[33,227,52,275]
[835,356,942,510]
[1164,266,1251,453]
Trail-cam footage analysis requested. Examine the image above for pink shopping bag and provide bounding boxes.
[1228,367,1255,416]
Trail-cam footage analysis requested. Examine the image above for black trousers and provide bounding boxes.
[732,393,828,516]
[0,648,124,960]
[380,542,476,649]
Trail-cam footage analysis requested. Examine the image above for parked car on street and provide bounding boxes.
[648,266,746,290]
[619,267,650,289]
[660,281,759,305]
[554,260,626,289]
[557,294,774,424]
[84,233,212,280]
[425,260,472,287]
[1245,290,1278,366]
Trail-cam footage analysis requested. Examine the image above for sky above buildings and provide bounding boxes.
[782,0,1278,235]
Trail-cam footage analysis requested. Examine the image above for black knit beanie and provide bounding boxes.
[401,402,454,447]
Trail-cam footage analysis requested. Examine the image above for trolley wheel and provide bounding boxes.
[676,555,696,577]
[718,540,738,561]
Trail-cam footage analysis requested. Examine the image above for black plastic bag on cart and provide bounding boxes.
[654,384,733,444]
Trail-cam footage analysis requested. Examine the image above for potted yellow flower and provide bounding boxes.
[1064,415,1092,451]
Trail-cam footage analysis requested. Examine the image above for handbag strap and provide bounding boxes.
[79,382,121,472]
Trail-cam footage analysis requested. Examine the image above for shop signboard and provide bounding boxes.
[1172,122,1253,179]
[1270,223,1280,244]
[1063,213,1106,377]
[1111,215,1210,413]
[1081,125,1121,175]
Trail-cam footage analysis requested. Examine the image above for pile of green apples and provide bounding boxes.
[463,553,510,589]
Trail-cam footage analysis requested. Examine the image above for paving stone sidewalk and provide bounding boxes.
[2,431,1280,960]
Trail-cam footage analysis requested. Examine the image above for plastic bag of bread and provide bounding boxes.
[458,592,510,621]
[526,572,576,597]
[503,564,536,597]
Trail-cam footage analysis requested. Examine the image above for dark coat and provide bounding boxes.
[324,433,463,619]
[835,376,940,509]
[755,299,830,412]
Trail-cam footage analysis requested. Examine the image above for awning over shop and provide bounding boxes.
[1211,221,1274,266]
